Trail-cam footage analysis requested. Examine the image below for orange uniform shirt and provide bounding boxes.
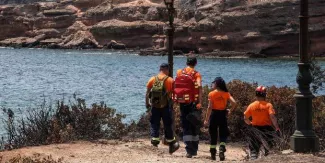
[147,73,174,93]
[208,90,231,110]
[176,67,202,87]
[244,101,275,126]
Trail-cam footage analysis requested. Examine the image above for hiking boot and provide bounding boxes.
[250,152,258,160]
[219,145,227,152]
[264,149,269,156]
[186,153,193,158]
[169,141,180,154]
[151,140,160,147]
[210,148,217,160]
[219,145,226,161]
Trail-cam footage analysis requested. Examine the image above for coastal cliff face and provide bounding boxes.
[0,0,324,56]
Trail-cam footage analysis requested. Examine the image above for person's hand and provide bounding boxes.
[276,128,281,137]
[204,120,209,127]
[227,109,232,117]
[146,103,151,110]
[196,103,202,110]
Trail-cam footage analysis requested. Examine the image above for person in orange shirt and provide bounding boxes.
[204,77,237,161]
[175,56,203,158]
[146,63,179,154]
[244,86,280,160]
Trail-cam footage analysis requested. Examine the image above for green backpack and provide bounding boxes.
[150,76,169,108]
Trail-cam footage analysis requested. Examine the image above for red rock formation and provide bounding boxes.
[0,0,324,56]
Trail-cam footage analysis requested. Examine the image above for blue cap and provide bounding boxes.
[160,63,169,69]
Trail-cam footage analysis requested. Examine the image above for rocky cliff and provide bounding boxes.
[0,0,50,5]
[0,0,324,57]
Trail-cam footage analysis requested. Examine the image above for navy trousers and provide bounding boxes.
[209,110,229,148]
[150,105,174,141]
[180,103,200,155]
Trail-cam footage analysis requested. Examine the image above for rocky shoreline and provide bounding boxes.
[0,0,325,58]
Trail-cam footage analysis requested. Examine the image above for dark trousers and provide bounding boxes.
[150,105,174,141]
[249,125,275,154]
[180,103,200,155]
[209,110,229,148]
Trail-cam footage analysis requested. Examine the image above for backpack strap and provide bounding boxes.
[154,75,169,90]
[182,68,197,78]
[182,68,187,75]
[191,70,197,78]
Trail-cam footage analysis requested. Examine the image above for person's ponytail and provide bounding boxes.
[213,77,228,92]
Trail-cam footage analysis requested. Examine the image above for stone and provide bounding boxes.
[61,31,99,49]
[105,40,126,49]
[281,149,294,155]
[43,9,76,17]
[63,21,88,36]
[0,37,38,47]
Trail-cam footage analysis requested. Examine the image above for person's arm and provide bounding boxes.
[228,96,237,115]
[268,104,280,131]
[198,86,203,109]
[270,114,280,131]
[196,73,203,109]
[204,100,212,126]
[145,88,151,109]
[146,78,154,110]
[244,115,252,125]
[244,106,252,125]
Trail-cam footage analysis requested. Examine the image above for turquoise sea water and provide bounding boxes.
[0,48,324,123]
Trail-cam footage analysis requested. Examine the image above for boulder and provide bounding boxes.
[105,40,126,49]
[40,38,63,44]
[39,38,63,48]
[37,2,59,11]
[144,7,165,21]
[61,31,99,49]
[26,28,61,38]
[72,0,107,9]
[34,15,76,29]
[63,21,88,36]
[0,5,16,15]
[0,15,30,40]
[84,3,166,24]
[0,37,38,47]
[7,4,41,17]
[90,19,164,48]
[43,9,76,17]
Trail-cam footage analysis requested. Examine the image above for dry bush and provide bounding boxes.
[1,98,129,149]
[313,96,325,151]
[5,154,63,163]
[136,80,325,151]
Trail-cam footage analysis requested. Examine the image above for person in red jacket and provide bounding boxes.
[244,86,280,160]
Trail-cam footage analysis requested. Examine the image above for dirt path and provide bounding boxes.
[0,139,247,162]
[1,139,324,163]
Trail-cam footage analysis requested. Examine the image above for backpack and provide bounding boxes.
[150,76,169,108]
[173,69,199,104]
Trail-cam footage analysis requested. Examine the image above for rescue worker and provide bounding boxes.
[244,86,280,160]
[174,56,203,158]
[145,63,180,154]
[204,77,237,161]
